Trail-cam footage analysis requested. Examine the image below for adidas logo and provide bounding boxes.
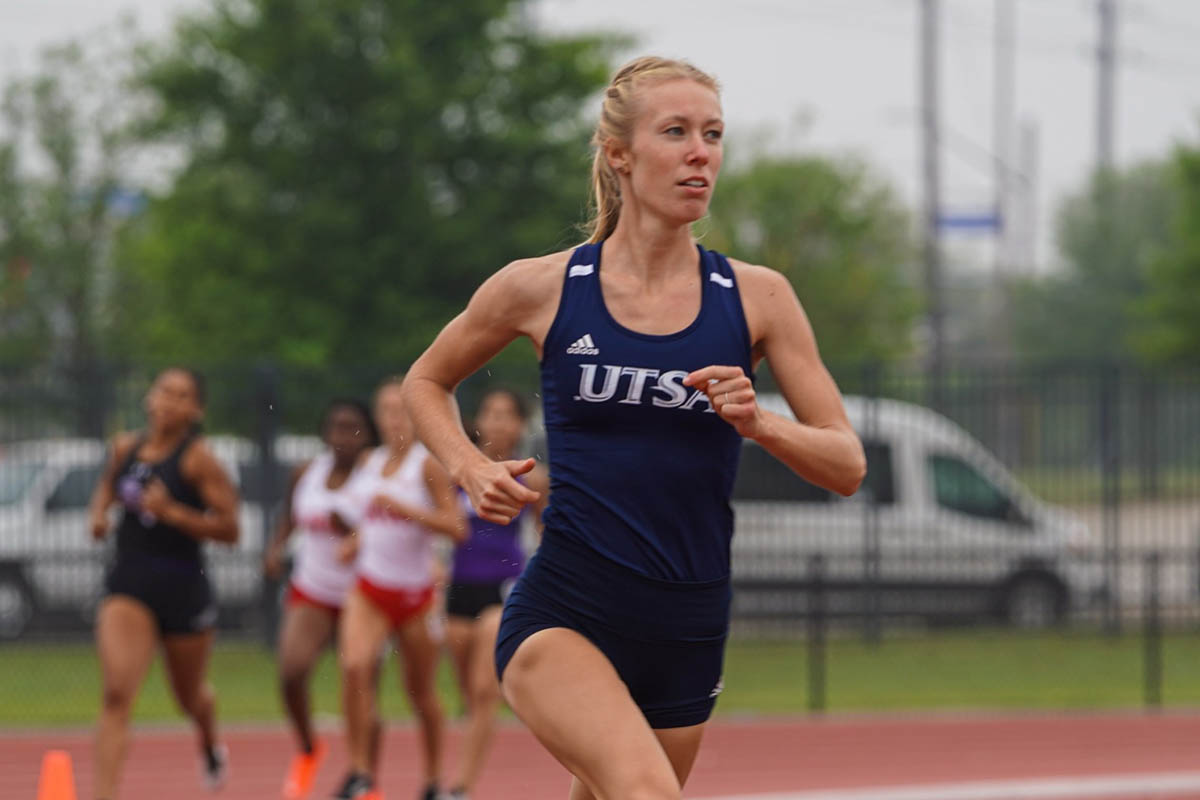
[566,334,600,355]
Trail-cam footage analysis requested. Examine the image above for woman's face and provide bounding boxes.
[474,392,526,457]
[374,385,411,448]
[323,405,371,462]
[611,78,724,227]
[145,369,203,434]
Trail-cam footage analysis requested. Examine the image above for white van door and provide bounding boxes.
[904,448,1062,623]
[31,461,108,609]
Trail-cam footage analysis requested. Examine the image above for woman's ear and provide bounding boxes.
[605,139,629,175]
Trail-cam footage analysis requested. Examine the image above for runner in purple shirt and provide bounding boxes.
[443,389,548,800]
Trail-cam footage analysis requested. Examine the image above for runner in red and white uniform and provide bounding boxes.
[264,399,378,799]
[331,377,466,800]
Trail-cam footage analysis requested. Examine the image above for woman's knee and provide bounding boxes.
[279,657,312,692]
[468,674,501,713]
[406,678,442,717]
[101,682,138,715]
[339,651,376,686]
[174,682,213,717]
[613,771,682,800]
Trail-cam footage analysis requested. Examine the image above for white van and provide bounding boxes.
[519,393,1102,629]
[730,395,1103,628]
[0,434,322,639]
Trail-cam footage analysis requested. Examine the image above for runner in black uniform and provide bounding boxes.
[88,367,240,800]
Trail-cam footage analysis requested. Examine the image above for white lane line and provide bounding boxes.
[700,771,1200,800]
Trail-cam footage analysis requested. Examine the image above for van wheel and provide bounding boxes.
[0,572,35,640]
[1005,576,1064,629]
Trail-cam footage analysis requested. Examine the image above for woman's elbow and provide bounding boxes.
[834,451,868,497]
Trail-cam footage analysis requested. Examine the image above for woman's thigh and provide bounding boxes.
[501,627,681,800]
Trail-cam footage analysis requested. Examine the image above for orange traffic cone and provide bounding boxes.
[35,750,76,800]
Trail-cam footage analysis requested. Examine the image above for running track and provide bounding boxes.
[4,712,1200,800]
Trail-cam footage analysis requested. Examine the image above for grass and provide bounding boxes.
[3,630,1200,728]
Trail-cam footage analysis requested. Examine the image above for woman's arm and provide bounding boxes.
[87,433,137,540]
[405,255,563,524]
[684,265,866,497]
[420,455,467,542]
[263,461,308,578]
[142,440,241,543]
[366,456,466,542]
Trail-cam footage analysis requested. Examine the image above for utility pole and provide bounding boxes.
[1097,0,1117,173]
[1017,118,1039,274]
[993,0,1015,278]
[920,0,944,385]
[992,0,1016,358]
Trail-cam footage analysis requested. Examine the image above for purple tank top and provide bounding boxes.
[450,488,526,583]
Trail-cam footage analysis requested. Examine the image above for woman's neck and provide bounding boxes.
[146,425,190,451]
[386,438,413,461]
[604,208,696,286]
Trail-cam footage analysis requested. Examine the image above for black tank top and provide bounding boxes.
[112,431,207,563]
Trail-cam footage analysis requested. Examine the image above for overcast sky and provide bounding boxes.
[5,0,1199,274]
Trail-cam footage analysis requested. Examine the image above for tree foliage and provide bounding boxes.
[115,0,616,368]
[0,40,131,369]
[1134,142,1200,364]
[1010,160,1176,362]
[704,156,919,363]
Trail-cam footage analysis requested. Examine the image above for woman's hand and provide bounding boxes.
[140,478,173,519]
[338,533,360,565]
[459,456,540,525]
[263,539,287,580]
[684,365,763,439]
[90,509,110,541]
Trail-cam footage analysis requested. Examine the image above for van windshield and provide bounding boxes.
[0,460,44,506]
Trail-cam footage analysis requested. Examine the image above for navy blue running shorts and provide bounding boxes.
[495,532,730,729]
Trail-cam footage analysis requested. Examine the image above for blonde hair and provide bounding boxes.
[584,56,721,244]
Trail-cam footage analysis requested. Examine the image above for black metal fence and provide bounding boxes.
[1,360,1198,645]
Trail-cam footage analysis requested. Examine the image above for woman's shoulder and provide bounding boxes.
[726,257,799,310]
[178,435,228,473]
[108,431,141,461]
[476,249,575,308]
[725,256,790,291]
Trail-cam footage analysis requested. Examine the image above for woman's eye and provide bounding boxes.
[665,126,684,136]
[705,129,723,141]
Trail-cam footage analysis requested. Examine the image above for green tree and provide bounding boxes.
[1011,159,1176,361]
[1134,142,1200,363]
[0,39,131,369]
[115,0,615,369]
[704,156,919,363]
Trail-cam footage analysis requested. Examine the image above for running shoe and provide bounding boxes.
[441,789,468,800]
[331,772,375,800]
[283,739,327,799]
[202,743,229,791]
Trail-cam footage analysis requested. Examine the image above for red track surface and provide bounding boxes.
[4,712,1200,800]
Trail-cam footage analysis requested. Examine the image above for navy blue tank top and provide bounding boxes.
[539,241,753,582]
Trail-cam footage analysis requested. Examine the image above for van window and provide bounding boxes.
[0,461,43,506]
[862,441,895,505]
[929,454,1019,522]
[734,443,833,503]
[45,464,104,512]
